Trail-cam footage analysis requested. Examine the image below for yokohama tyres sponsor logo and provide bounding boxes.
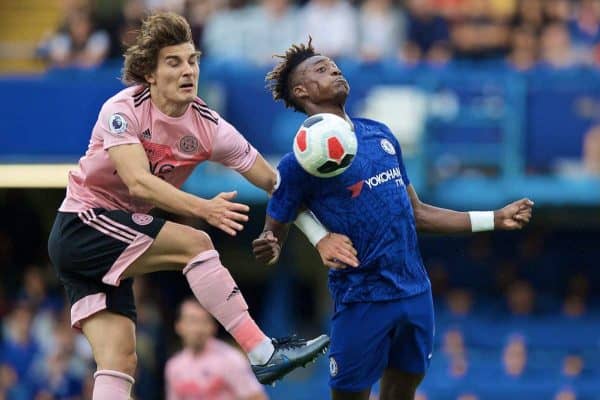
[347,167,404,198]
[364,167,403,189]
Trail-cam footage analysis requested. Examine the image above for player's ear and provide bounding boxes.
[145,71,156,85]
[292,84,309,101]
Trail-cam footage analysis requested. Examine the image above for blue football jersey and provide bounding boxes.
[268,118,430,304]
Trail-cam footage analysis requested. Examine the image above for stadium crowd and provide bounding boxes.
[37,0,600,70]
[0,1,597,399]
[1,190,599,399]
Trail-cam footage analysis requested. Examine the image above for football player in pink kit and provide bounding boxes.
[166,299,267,400]
[47,12,356,399]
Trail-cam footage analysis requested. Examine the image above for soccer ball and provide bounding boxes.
[293,113,358,178]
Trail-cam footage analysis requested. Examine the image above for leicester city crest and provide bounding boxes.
[109,113,128,134]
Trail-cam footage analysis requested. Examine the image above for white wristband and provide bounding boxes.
[468,211,495,232]
[294,210,328,246]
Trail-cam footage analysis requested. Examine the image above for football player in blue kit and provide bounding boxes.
[252,39,534,400]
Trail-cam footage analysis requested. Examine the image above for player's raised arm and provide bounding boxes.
[406,184,534,233]
[108,143,249,236]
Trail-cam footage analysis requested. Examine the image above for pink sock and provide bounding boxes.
[184,250,267,352]
[92,370,134,400]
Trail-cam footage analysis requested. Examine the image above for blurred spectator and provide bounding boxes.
[442,328,466,358]
[30,350,83,400]
[502,335,527,377]
[544,0,572,23]
[583,125,600,174]
[569,0,600,64]
[0,304,40,399]
[451,0,512,61]
[298,0,358,59]
[0,304,40,381]
[202,0,250,60]
[554,389,577,400]
[445,288,473,317]
[448,354,469,378]
[562,294,587,317]
[561,353,584,378]
[506,280,535,316]
[357,0,406,62]
[513,0,545,33]
[165,299,267,400]
[507,24,538,71]
[19,266,62,358]
[39,8,110,68]
[184,0,219,50]
[539,22,577,69]
[0,363,29,400]
[243,0,300,65]
[404,0,451,64]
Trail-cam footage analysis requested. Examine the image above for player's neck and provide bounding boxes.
[306,105,347,121]
[150,88,189,117]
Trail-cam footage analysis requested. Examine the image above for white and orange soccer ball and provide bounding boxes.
[292,113,358,178]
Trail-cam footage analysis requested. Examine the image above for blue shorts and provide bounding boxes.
[328,288,434,392]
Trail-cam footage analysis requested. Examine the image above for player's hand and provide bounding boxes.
[316,233,359,270]
[252,231,280,266]
[200,191,249,236]
[494,198,534,230]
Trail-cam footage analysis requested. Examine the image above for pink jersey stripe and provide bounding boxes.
[71,292,107,329]
[98,214,140,237]
[102,233,154,286]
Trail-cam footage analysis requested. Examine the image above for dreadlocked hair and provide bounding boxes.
[265,38,319,113]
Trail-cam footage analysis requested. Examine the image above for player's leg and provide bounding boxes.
[122,220,274,360]
[81,310,137,400]
[381,288,434,400]
[328,301,405,400]
[379,368,424,400]
[98,210,329,384]
[49,211,141,398]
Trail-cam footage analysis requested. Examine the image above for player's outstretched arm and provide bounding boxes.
[240,154,279,194]
[108,143,249,236]
[406,185,534,233]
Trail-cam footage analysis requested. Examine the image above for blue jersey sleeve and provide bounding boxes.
[382,126,411,186]
[267,153,308,223]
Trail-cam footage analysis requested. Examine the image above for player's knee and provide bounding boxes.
[183,230,214,260]
[96,349,137,377]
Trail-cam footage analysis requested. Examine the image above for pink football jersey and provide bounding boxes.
[165,338,265,400]
[59,85,258,213]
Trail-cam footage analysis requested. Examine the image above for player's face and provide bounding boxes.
[293,56,349,106]
[176,302,216,351]
[146,42,200,106]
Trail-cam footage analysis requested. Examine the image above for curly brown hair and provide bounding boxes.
[121,12,194,86]
[265,38,319,113]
